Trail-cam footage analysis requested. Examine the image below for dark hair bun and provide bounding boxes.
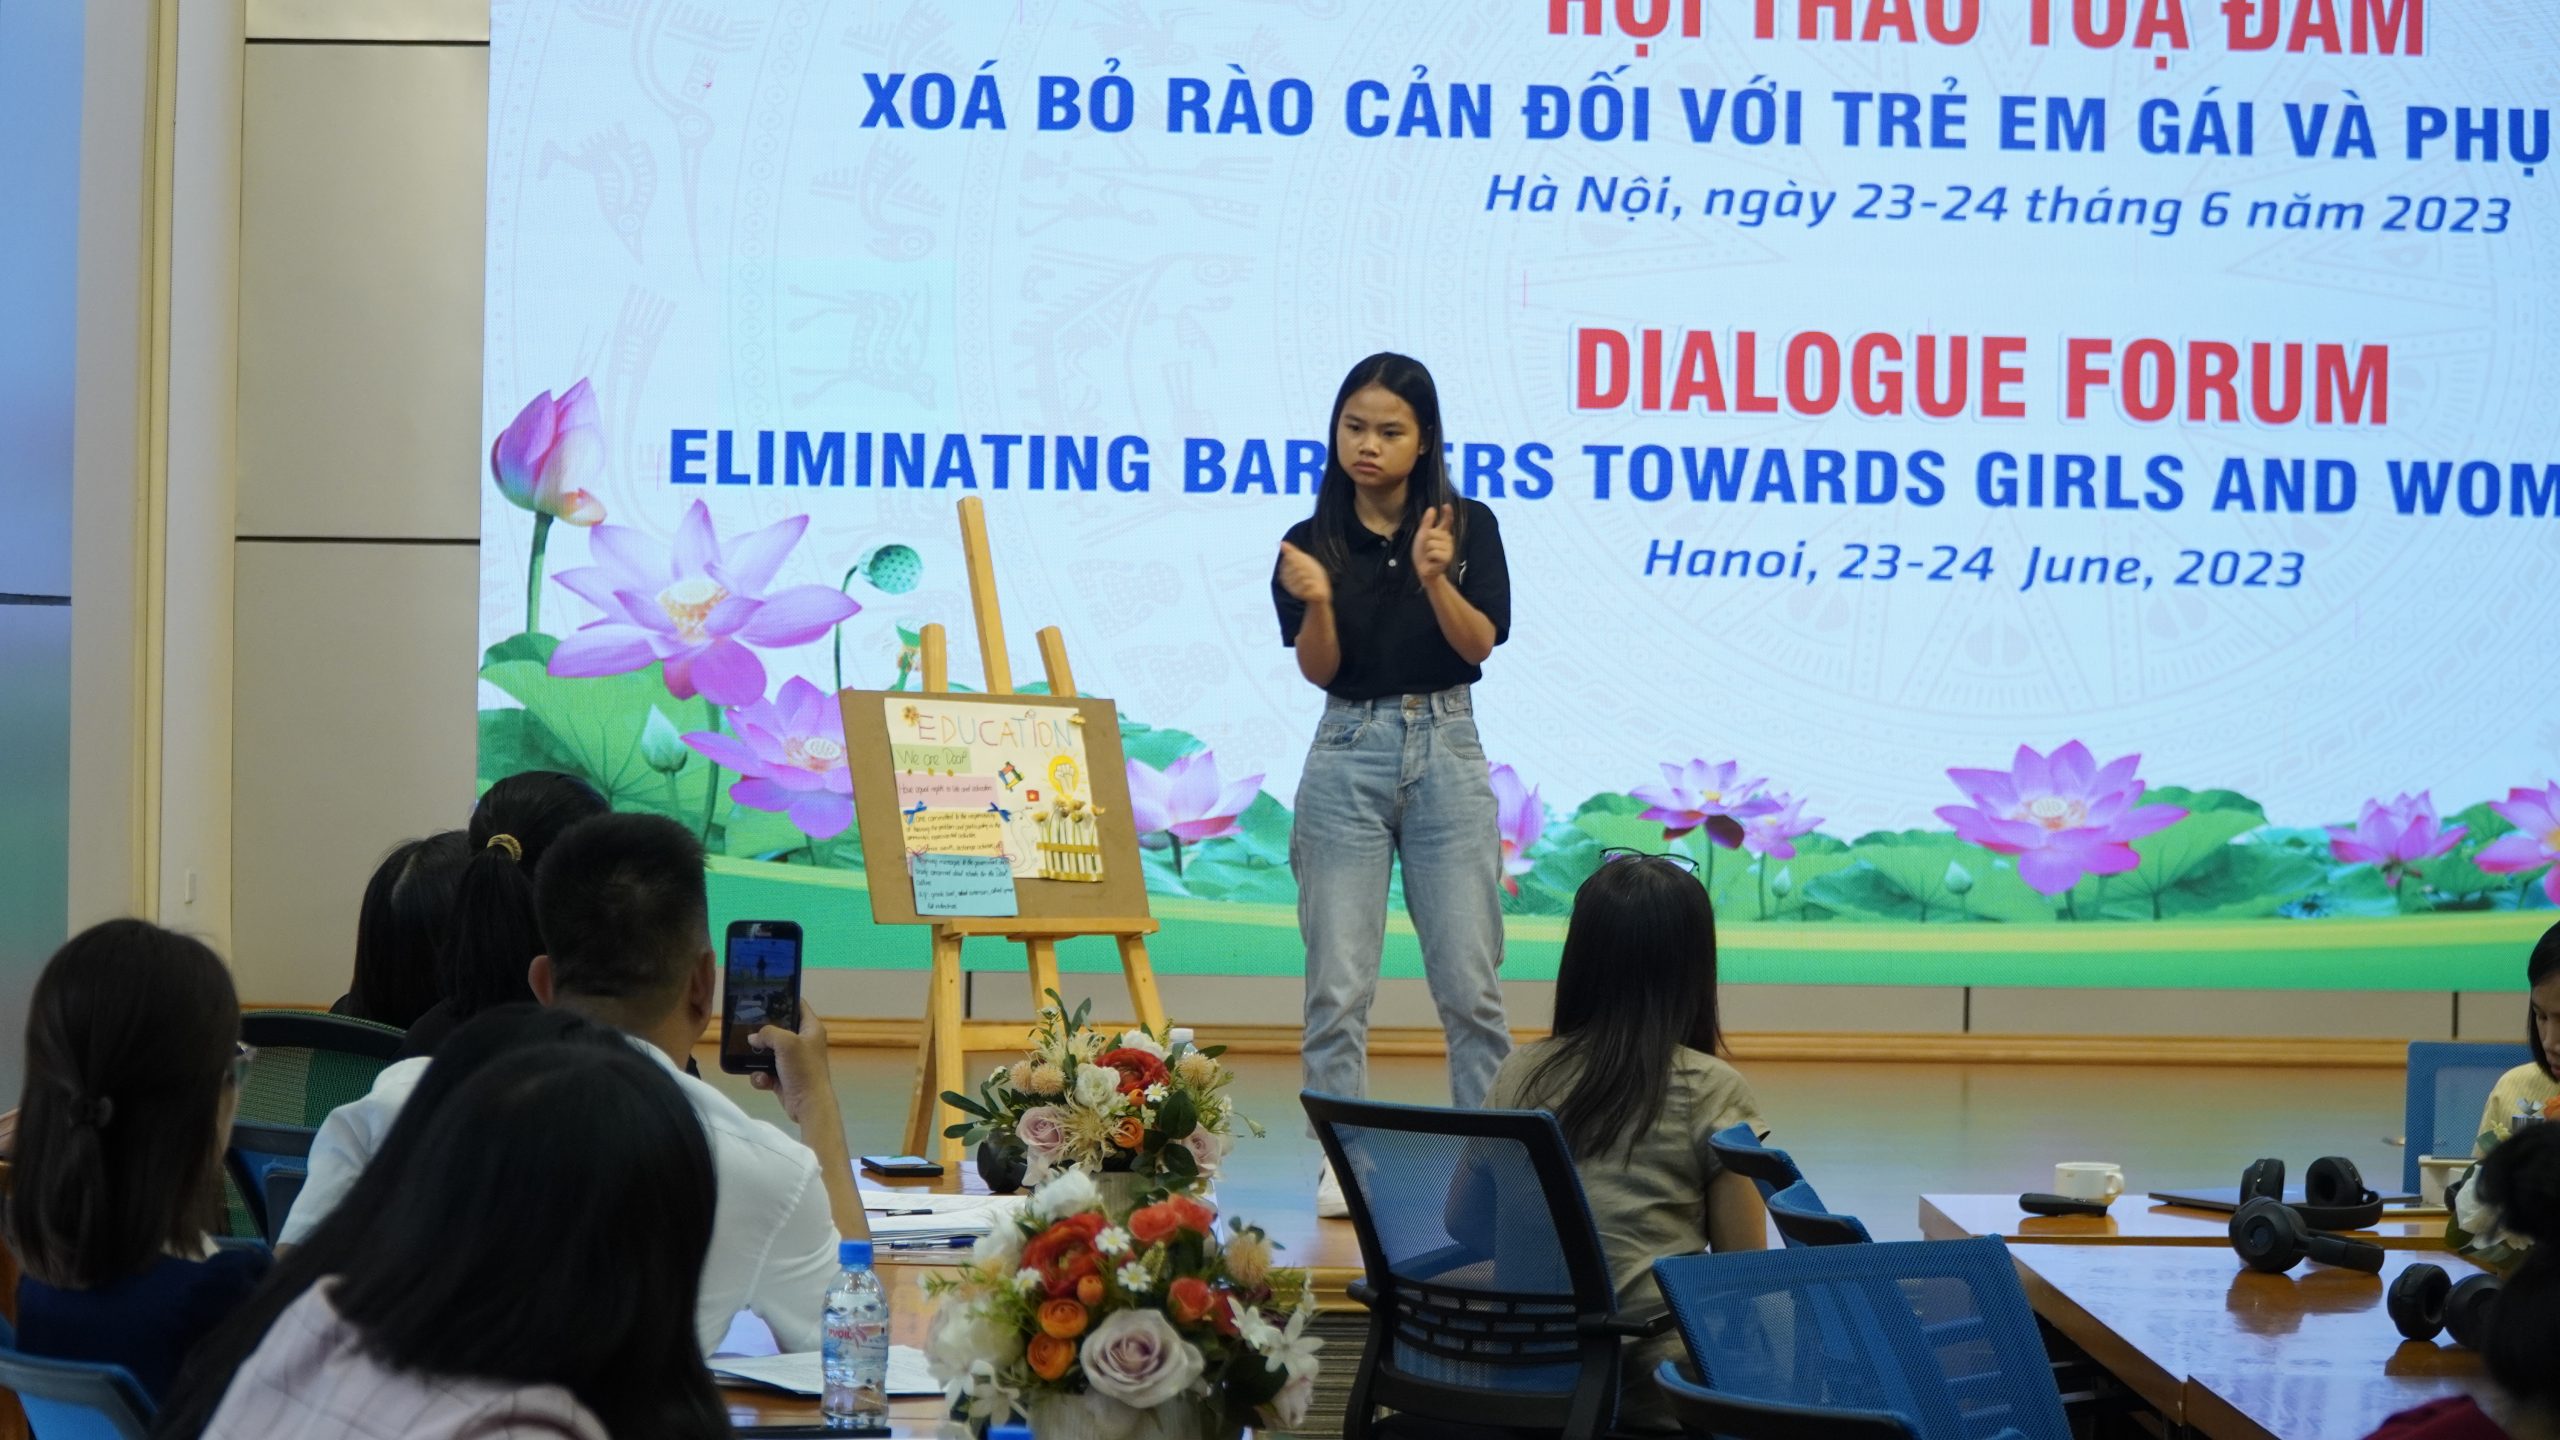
[2479,1123,2560,1244]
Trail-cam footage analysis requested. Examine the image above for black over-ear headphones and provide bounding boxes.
[2239,1155,2386,1231]
[2228,1197,2386,1274]
[2386,1263,2501,1345]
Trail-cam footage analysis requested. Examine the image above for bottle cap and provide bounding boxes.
[989,1427,1033,1440]
[839,1239,873,1269]
[1169,1027,1196,1046]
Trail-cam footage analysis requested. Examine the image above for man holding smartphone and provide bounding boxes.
[280,813,868,1354]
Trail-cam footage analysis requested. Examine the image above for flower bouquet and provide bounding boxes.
[942,994,1260,1195]
[926,1170,1320,1440]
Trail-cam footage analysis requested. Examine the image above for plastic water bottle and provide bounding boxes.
[822,1239,890,1432]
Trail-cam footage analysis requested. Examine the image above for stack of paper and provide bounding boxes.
[859,1189,1027,1248]
[710,1347,942,1397]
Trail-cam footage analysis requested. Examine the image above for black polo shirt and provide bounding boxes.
[1271,497,1511,700]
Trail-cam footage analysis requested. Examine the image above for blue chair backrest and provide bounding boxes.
[1767,1180,1875,1247]
[1713,1125,1846,1248]
[0,1335,156,1440]
[2404,1041,2535,1193]
[1303,1092,1625,1434]
[226,1118,318,1245]
[1654,1236,2072,1440]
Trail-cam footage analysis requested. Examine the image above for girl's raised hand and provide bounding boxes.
[1411,504,1456,582]
[1277,540,1333,604]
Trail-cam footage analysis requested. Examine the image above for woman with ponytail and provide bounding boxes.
[396,771,607,1058]
[8,920,268,1401]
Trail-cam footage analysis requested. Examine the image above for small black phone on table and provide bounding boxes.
[719,920,804,1075]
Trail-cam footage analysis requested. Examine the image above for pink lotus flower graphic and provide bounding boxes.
[681,677,853,840]
[1937,742,2188,898]
[1128,751,1264,876]
[2326,792,2466,887]
[1631,759,1780,847]
[1740,792,1824,860]
[1489,763,1546,894]
[548,499,859,707]
[492,380,607,635]
[2478,782,2560,905]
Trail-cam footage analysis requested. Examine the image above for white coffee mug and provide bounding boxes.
[2418,1155,2473,1208]
[2054,1162,2126,1202]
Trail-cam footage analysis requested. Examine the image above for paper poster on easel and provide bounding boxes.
[886,696,1106,882]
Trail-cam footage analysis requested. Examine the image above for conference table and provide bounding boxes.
[2012,1243,2489,1440]
[1920,1192,2453,1249]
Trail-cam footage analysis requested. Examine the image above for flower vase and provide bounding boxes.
[977,1139,1028,1195]
[1093,1169,1152,1219]
[1023,1393,1237,1440]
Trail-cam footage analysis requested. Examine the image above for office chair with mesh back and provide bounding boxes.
[0,1318,156,1440]
[1652,1237,2072,1440]
[1766,1180,1875,1247]
[1711,1125,1853,1249]
[237,1011,406,1127]
[1304,1092,1673,1440]
[2403,1041,2534,1194]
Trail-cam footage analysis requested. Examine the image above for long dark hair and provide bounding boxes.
[152,1011,724,1440]
[2528,919,2559,1082]
[2473,1123,2560,1409]
[440,771,608,1022]
[1306,352,1463,574]
[343,831,469,1028]
[8,920,240,1289]
[1524,857,1724,1161]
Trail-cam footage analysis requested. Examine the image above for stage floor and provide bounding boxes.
[692,1044,2409,1245]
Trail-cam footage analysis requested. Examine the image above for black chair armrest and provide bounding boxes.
[1654,1363,1918,1440]
[1346,1279,1381,1309]
[1588,1303,1675,1339]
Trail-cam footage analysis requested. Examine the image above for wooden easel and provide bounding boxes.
[896,497,1167,1167]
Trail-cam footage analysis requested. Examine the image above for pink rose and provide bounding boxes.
[1016,1105,1071,1157]
[1078,1309,1205,1409]
[1181,1127,1228,1178]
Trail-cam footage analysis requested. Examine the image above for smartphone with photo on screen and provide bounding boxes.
[719,920,803,1075]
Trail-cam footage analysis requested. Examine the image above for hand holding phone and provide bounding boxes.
[720,921,804,1076]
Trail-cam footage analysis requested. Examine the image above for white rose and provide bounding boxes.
[1030,1167,1102,1221]
[1117,1028,1168,1060]
[1074,1063,1122,1109]
[971,1222,1024,1270]
[1079,1308,1207,1410]
[925,1303,1023,1387]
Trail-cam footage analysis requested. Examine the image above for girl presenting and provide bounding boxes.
[1273,353,1513,1182]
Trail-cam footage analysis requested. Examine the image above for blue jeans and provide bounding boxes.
[1293,686,1511,1109]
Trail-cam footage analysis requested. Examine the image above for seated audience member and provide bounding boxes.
[2476,919,2560,1154]
[1483,851,1770,1433]
[330,830,469,1030]
[186,1043,728,1440]
[280,812,865,1351]
[7,920,270,1402]
[155,1006,643,1438]
[397,770,608,1059]
[2366,1124,2560,1440]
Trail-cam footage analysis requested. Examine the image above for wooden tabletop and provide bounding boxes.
[1921,1194,2451,1250]
[2011,1244,2490,1440]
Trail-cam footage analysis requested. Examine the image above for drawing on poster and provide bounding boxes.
[888,697,1103,882]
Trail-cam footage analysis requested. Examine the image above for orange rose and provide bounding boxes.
[2543,1095,2560,1121]
[1076,1272,1106,1306]
[1167,1275,1214,1325]
[1021,1213,1107,1299]
[1130,1195,1218,1246]
[1110,1115,1146,1149]
[1038,1299,1089,1339]
[1027,1333,1077,1381]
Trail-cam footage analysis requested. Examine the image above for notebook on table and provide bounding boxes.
[2147,1184,2421,1214]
